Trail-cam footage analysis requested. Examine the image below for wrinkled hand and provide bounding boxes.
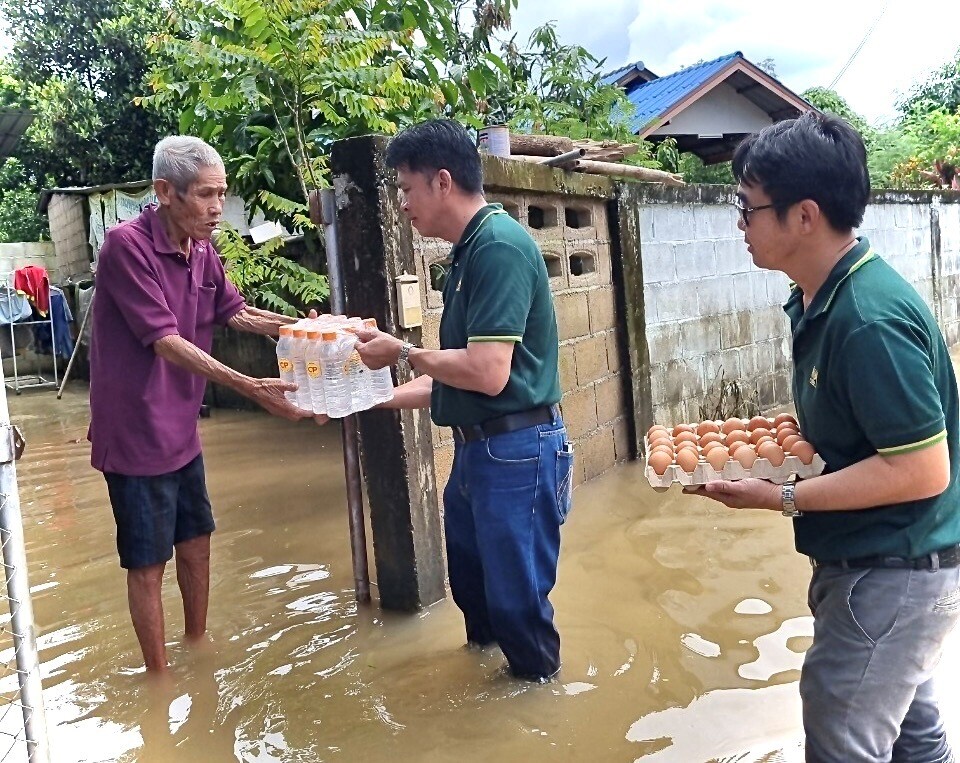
[247,378,312,421]
[354,328,403,370]
[685,478,782,511]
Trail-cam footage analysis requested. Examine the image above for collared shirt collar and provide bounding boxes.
[783,237,876,324]
[145,203,206,258]
[452,203,507,256]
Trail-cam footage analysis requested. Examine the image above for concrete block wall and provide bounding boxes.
[46,194,92,282]
[0,242,59,283]
[935,201,960,346]
[859,203,934,306]
[416,190,629,492]
[638,196,792,426]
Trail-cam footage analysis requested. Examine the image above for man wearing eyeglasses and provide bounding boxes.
[691,112,960,762]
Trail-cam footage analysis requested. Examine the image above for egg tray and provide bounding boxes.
[643,437,826,491]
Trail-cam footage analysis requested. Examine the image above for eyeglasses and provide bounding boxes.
[733,198,775,227]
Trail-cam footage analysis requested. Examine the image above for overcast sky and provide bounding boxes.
[509,0,960,126]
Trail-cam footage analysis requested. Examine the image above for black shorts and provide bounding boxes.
[104,454,216,570]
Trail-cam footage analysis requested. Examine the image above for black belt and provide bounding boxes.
[812,544,960,570]
[451,405,559,443]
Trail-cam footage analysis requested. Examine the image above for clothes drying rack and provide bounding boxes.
[1,274,58,394]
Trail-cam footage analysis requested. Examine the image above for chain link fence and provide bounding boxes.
[0,376,50,761]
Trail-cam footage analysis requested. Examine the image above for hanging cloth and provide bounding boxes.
[13,265,51,316]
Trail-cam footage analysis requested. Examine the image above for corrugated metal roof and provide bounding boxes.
[38,179,153,213]
[601,61,645,87]
[0,109,36,162]
[622,52,742,133]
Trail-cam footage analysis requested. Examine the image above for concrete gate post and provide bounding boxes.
[329,135,446,611]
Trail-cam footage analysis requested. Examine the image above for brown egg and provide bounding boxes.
[773,413,798,429]
[701,440,724,455]
[699,431,724,447]
[675,447,700,473]
[696,420,721,436]
[776,427,799,446]
[790,440,816,465]
[734,444,758,468]
[648,450,674,475]
[727,440,747,456]
[749,427,772,445]
[725,430,750,446]
[781,434,803,453]
[675,440,699,452]
[649,432,673,446]
[672,423,696,437]
[757,441,785,467]
[746,415,772,432]
[721,418,745,435]
[674,431,699,445]
[754,435,775,447]
[647,424,670,440]
[649,444,674,457]
[706,445,730,472]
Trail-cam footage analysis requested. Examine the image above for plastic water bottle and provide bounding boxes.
[362,318,395,405]
[291,329,312,411]
[320,331,353,418]
[303,329,326,415]
[276,325,297,403]
[344,333,374,412]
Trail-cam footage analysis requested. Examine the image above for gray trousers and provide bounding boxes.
[802,563,960,762]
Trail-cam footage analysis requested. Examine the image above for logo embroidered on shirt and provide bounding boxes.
[809,367,818,388]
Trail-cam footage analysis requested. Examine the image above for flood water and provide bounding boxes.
[3,385,958,762]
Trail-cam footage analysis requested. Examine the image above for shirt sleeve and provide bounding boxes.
[464,242,540,343]
[840,319,946,455]
[205,241,246,325]
[97,229,179,347]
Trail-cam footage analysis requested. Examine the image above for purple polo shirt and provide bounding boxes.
[88,205,246,476]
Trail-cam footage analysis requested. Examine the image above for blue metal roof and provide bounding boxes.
[600,62,645,87]
[617,52,743,134]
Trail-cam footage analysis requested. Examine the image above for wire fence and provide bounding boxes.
[0,372,50,761]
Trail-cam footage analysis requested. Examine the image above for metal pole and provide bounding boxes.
[315,189,371,604]
[540,148,586,167]
[0,362,50,761]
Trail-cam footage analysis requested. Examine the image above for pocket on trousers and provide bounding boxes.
[846,568,901,645]
[485,428,540,464]
[556,443,574,524]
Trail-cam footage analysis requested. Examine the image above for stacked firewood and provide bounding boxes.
[507,134,685,187]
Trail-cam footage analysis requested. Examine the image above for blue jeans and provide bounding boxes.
[802,563,960,762]
[443,417,574,680]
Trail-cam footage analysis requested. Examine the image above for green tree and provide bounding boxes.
[898,47,960,117]
[0,159,48,242]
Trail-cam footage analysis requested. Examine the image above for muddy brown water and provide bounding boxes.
[2,386,958,762]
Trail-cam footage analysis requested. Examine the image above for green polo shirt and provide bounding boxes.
[785,237,960,561]
[431,204,561,427]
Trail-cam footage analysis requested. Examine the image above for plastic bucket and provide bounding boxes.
[478,125,510,158]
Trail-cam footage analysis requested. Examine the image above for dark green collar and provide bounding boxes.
[784,237,876,323]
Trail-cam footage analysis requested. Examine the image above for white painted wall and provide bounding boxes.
[650,82,775,138]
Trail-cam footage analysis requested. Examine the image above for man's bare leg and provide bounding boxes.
[175,534,211,642]
[127,563,168,672]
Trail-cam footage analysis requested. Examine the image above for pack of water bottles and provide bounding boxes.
[276,315,394,418]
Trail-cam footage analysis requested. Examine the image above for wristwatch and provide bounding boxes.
[397,341,415,370]
[781,476,801,517]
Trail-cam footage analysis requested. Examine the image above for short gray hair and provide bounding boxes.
[152,136,224,192]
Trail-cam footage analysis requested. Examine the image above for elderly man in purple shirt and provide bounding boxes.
[89,136,313,674]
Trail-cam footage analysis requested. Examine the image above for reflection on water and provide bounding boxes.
[2,385,958,762]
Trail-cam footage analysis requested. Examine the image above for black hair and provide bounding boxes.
[732,111,870,231]
[385,119,483,194]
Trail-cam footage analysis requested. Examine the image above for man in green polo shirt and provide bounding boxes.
[354,119,574,682]
[691,112,960,762]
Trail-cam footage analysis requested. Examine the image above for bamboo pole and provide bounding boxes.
[572,159,685,186]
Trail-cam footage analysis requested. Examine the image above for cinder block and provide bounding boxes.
[680,318,721,359]
[732,272,766,312]
[697,279,737,316]
[719,311,752,349]
[613,418,632,461]
[595,374,626,424]
[674,240,717,279]
[421,309,442,350]
[560,385,598,439]
[559,342,578,392]
[433,442,455,493]
[715,238,751,276]
[641,242,677,284]
[582,425,616,481]
[651,206,694,243]
[694,205,739,240]
[653,281,695,323]
[554,292,592,340]
[646,323,682,364]
[606,332,622,373]
[574,334,609,385]
[587,288,617,333]
[703,348,742,386]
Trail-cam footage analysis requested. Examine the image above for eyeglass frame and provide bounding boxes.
[732,198,777,227]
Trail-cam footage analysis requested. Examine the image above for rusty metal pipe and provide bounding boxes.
[539,148,586,167]
[317,188,371,604]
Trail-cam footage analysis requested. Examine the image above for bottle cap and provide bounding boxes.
[293,329,306,338]
[321,331,338,341]
[364,318,377,328]
[306,330,320,340]
[278,325,292,336]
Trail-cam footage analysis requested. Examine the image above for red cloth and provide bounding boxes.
[13,265,50,316]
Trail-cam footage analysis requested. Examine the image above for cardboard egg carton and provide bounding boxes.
[643,434,826,490]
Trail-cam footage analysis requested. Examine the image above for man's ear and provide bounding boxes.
[436,169,453,196]
[796,199,822,234]
[154,178,175,206]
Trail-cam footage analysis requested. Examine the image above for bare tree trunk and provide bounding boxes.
[573,159,685,186]
[509,134,575,157]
